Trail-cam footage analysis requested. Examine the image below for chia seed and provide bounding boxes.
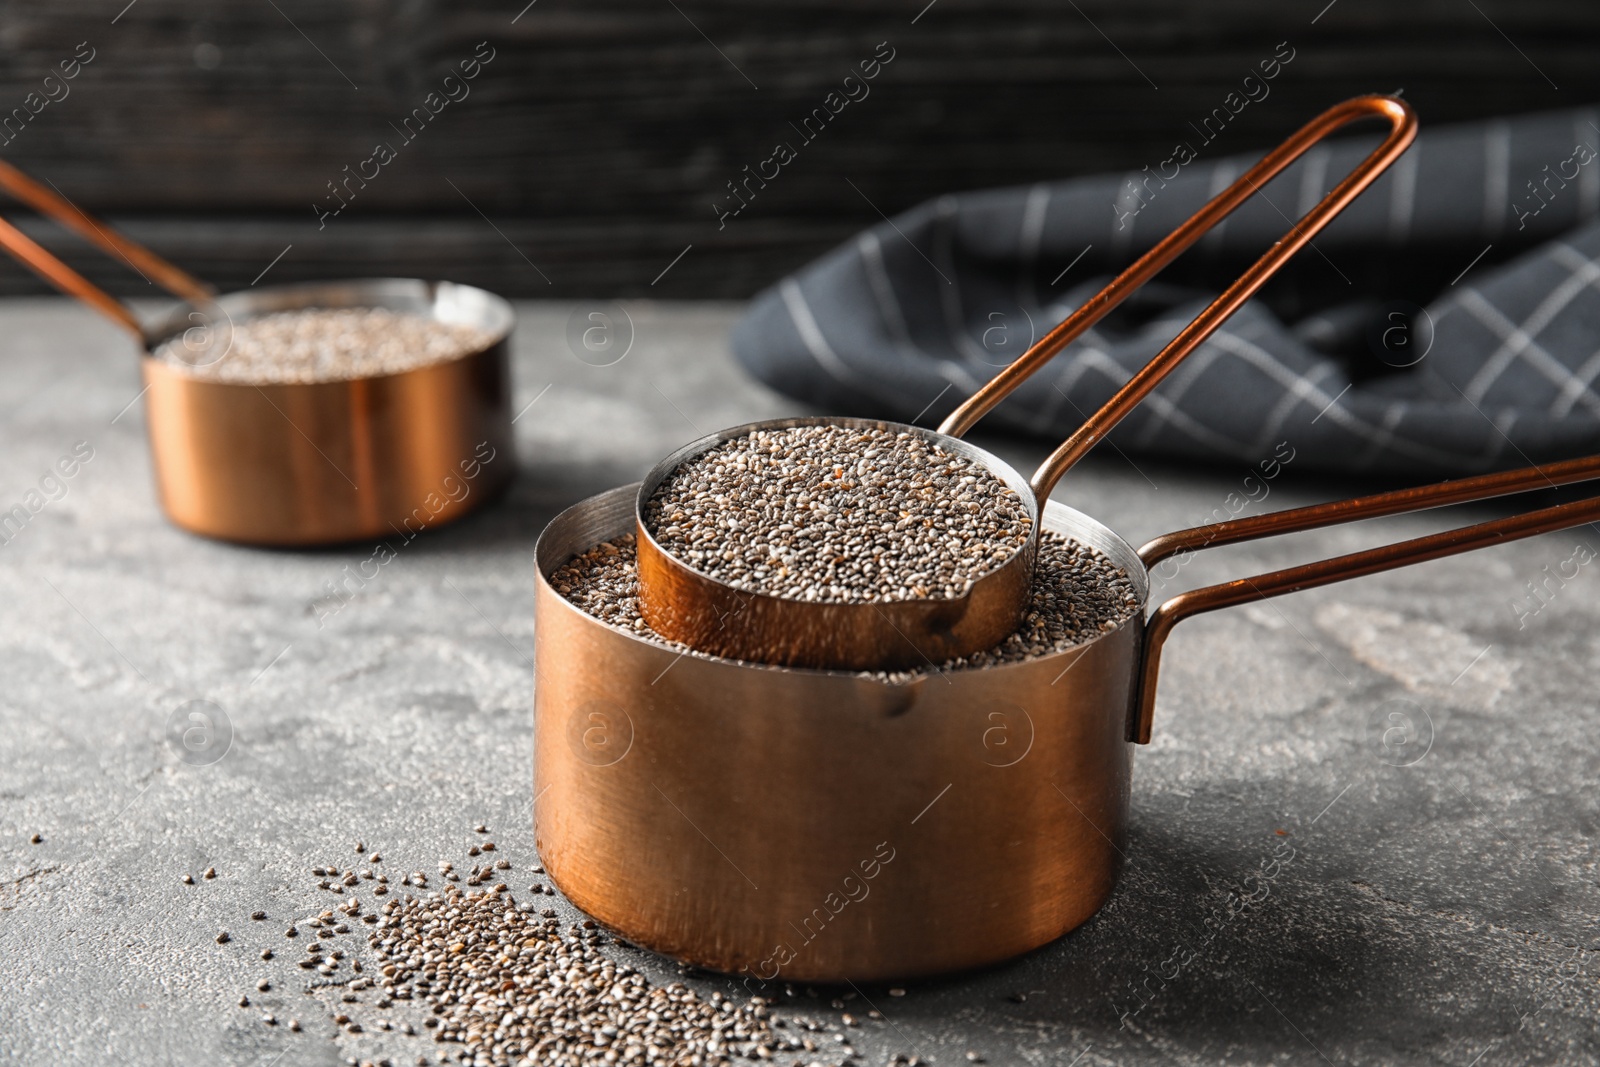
[153,307,494,384]
[552,531,1139,676]
[644,424,1032,603]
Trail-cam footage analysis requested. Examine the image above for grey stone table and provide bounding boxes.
[3,298,1598,1066]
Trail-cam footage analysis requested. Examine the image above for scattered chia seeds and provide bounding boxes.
[374,888,774,1065]
[234,834,847,1067]
[644,424,1032,603]
[154,307,494,384]
[552,531,1139,676]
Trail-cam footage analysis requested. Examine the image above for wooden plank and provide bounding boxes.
[0,214,856,298]
[0,0,1591,294]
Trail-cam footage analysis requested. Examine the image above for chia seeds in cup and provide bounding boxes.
[552,530,1139,676]
[643,423,1033,603]
[153,306,495,383]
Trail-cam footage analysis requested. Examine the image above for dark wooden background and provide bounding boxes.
[0,0,1595,297]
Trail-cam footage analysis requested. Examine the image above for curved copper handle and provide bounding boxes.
[0,157,213,338]
[1139,452,1600,568]
[1130,457,1600,744]
[937,94,1419,503]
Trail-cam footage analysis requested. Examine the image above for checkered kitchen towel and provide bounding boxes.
[731,103,1600,475]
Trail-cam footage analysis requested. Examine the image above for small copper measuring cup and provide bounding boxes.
[635,95,1418,671]
[535,453,1600,981]
[0,159,514,546]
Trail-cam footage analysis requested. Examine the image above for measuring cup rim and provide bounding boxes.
[633,414,1048,612]
[547,480,1147,686]
[136,277,515,384]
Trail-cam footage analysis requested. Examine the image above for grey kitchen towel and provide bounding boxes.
[731,103,1600,475]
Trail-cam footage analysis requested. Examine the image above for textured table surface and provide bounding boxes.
[3,298,1598,1066]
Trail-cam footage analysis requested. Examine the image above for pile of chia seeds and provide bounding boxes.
[154,307,494,383]
[551,531,1139,675]
[368,888,773,1066]
[643,425,1032,603]
[214,830,872,1067]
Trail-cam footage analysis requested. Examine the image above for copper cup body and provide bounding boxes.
[140,279,514,546]
[535,484,1147,982]
[635,417,1039,671]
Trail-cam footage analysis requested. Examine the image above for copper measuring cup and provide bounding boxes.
[0,159,513,546]
[535,455,1600,981]
[635,95,1418,671]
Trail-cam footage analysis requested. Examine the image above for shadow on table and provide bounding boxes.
[831,788,1522,1062]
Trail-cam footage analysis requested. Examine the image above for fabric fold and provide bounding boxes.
[732,103,1600,475]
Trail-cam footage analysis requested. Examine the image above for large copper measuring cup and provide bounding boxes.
[0,160,513,545]
[535,455,1600,981]
[636,95,1417,670]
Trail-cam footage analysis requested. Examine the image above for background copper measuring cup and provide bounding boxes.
[635,95,1418,671]
[536,454,1600,981]
[0,159,513,546]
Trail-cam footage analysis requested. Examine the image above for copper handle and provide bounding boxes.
[1138,452,1600,568]
[0,158,214,338]
[937,95,1418,503]
[0,158,212,304]
[0,214,144,335]
[1130,460,1600,744]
